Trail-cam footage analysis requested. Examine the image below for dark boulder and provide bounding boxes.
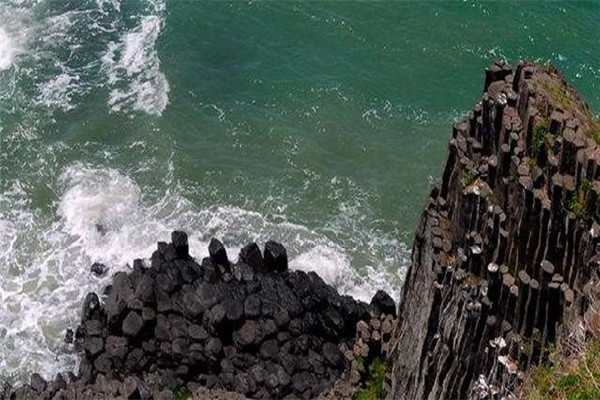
[264,241,288,273]
[155,288,173,313]
[176,259,202,284]
[135,274,155,304]
[201,257,221,283]
[122,311,143,337]
[105,336,129,360]
[30,373,46,392]
[105,272,134,329]
[370,290,397,317]
[161,244,178,263]
[204,303,227,333]
[84,337,104,357]
[171,231,189,259]
[234,320,261,349]
[155,314,171,341]
[189,324,209,342]
[234,262,256,282]
[182,287,203,318]
[85,320,103,337]
[244,295,261,318]
[48,373,66,395]
[205,337,223,359]
[94,353,112,374]
[209,238,230,270]
[239,243,265,273]
[234,373,256,396]
[259,339,278,359]
[82,292,102,321]
[90,262,107,277]
[64,328,74,344]
[223,298,244,323]
[322,342,345,369]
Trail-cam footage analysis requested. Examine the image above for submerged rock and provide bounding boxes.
[90,262,107,277]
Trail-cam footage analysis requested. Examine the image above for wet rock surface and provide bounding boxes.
[3,232,392,400]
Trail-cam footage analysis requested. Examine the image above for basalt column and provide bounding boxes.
[387,61,600,400]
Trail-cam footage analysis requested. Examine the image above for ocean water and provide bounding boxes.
[0,0,598,382]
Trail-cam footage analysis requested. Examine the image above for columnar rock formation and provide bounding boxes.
[4,61,598,400]
[3,232,396,400]
[386,61,600,399]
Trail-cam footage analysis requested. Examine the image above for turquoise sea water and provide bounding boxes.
[0,0,598,381]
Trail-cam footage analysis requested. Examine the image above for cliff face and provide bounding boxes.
[387,61,600,399]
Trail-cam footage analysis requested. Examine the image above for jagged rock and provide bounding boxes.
[105,272,134,327]
[30,373,46,392]
[209,238,230,269]
[82,292,102,321]
[234,320,261,348]
[5,231,378,400]
[122,311,143,337]
[322,342,345,369]
[84,336,104,356]
[135,274,155,304]
[171,231,189,259]
[259,339,278,359]
[370,290,396,317]
[49,373,67,395]
[239,242,265,273]
[105,335,128,359]
[64,328,74,344]
[205,337,223,359]
[223,298,244,322]
[244,294,261,318]
[263,241,288,273]
[90,262,107,276]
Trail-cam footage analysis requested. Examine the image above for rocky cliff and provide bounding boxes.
[4,61,599,400]
[386,61,600,399]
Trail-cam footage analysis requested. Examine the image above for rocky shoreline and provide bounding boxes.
[2,232,396,399]
[3,61,599,400]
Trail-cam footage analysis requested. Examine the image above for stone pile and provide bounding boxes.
[5,232,395,400]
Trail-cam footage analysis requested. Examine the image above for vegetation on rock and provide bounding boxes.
[356,358,386,400]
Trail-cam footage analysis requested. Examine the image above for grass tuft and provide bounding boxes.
[524,341,600,400]
[356,358,386,400]
[532,119,549,155]
[174,388,191,400]
[463,170,477,187]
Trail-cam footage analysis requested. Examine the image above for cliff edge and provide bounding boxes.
[386,61,600,399]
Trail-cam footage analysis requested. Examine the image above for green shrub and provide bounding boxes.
[570,178,600,221]
[356,358,386,400]
[462,170,477,187]
[532,119,549,155]
[174,388,191,400]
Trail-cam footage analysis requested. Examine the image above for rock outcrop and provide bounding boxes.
[3,232,395,400]
[386,61,600,399]
[5,61,598,400]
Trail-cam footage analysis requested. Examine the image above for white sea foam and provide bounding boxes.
[36,72,81,111]
[0,164,405,381]
[103,13,170,116]
[0,27,17,71]
[0,0,168,116]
